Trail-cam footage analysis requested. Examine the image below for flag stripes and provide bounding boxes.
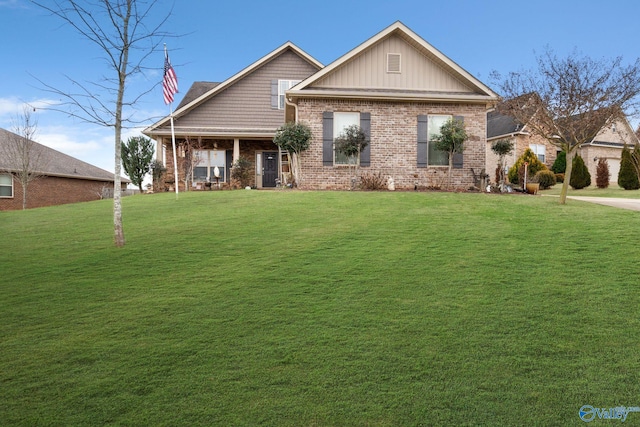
[163,48,178,105]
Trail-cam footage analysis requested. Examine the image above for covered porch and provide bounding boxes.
[156,136,284,191]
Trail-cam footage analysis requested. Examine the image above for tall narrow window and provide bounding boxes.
[529,144,546,163]
[428,115,452,166]
[278,80,300,109]
[333,112,360,165]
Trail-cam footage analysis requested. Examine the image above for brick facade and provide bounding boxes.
[486,133,559,184]
[296,98,489,190]
[0,175,118,211]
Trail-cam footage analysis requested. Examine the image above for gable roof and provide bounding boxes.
[144,42,323,135]
[487,110,526,139]
[287,21,498,104]
[176,81,220,110]
[0,128,127,182]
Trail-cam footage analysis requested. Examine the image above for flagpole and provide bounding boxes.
[169,103,179,199]
[163,43,179,199]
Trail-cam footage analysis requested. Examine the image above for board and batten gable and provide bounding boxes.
[171,48,320,134]
[312,33,478,94]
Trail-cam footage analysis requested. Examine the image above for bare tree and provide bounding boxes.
[493,49,640,204]
[0,107,48,210]
[181,136,203,191]
[32,0,173,246]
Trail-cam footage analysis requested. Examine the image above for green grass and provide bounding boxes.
[542,183,640,198]
[2,191,640,426]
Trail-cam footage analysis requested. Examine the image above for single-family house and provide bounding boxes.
[145,21,498,190]
[486,107,638,184]
[576,116,639,183]
[486,108,558,181]
[143,42,323,190]
[0,128,128,211]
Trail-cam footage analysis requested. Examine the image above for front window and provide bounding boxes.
[278,80,300,109]
[428,115,452,166]
[530,144,546,163]
[0,174,13,198]
[333,112,360,165]
[193,150,226,182]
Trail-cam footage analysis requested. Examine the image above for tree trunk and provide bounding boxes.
[448,152,454,189]
[559,150,574,205]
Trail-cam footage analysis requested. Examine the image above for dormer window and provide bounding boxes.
[387,53,401,73]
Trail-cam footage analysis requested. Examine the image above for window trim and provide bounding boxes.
[278,79,300,110]
[0,173,13,198]
[333,112,361,166]
[427,114,453,166]
[193,150,227,183]
[529,144,546,163]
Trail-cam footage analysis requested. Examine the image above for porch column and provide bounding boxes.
[233,138,240,163]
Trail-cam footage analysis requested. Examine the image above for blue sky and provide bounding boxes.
[1,0,639,177]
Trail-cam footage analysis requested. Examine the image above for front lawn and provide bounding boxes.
[1,191,639,425]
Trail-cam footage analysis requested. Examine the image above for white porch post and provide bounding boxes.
[233,138,240,163]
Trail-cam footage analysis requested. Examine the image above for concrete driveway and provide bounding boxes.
[567,196,640,211]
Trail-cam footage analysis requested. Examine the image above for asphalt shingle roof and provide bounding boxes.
[0,128,128,182]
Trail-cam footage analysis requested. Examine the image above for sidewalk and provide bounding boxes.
[566,196,640,211]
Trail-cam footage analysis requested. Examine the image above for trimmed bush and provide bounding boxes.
[595,158,610,189]
[552,151,566,174]
[535,170,557,189]
[618,145,640,190]
[508,148,547,185]
[555,173,565,183]
[570,154,591,189]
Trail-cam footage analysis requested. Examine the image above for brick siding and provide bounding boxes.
[296,99,489,190]
[0,175,116,211]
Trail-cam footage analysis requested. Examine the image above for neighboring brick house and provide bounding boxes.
[486,108,638,184]
[145,22,498,190]
[576,116,639,184]
[0,128,128,211]
[486,109,558,182]
[143,42,323,190]
[286,21,498,190]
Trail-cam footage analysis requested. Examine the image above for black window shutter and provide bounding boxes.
[417,115,428,168]
[453,115,464,169]
[271,80,279,109]
[322,112,334,166]
[360,112,371,167]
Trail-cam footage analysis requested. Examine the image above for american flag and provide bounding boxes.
[163,47,178,105]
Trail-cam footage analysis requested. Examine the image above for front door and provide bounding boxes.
[262,152,278,188]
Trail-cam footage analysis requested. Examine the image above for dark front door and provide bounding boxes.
[262,152,278,188]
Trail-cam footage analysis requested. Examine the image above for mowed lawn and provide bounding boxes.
[1,191,639,426]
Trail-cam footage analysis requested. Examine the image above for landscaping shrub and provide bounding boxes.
[231,156,253,188]
[618,145,640,190]
[555,173,565,183]
[551,151,566,174]
[595,158,610,189]
[535,169,556,189]
[360,172,387,190]
[570,154,591,189]
[507,148,547,185]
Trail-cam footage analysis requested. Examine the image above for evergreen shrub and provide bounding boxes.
[570,154,591,189]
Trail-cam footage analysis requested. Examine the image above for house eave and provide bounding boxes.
[147,127,277,140]
[288,89,497,105]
